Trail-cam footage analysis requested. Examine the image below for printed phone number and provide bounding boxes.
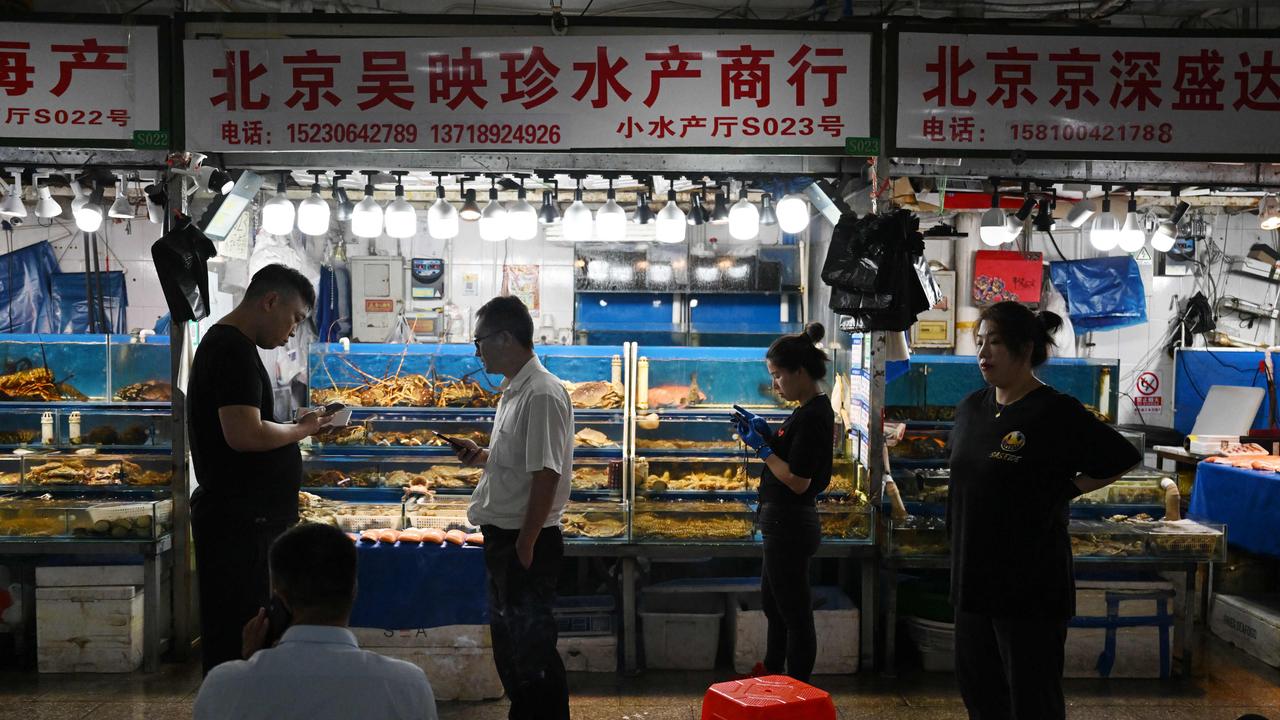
[288,123,419,144]
[1009,122,1173,143]
[284,123,566,146]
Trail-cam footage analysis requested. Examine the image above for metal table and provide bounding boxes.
[564,541,878,673]
[1,535,173,672]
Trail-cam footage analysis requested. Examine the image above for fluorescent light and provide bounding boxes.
[261,179,296,235]
[1151,201,1188,253]
[776,193,808,234]
[728,188,760,241]
[427,183,459,240]
[655,187,686,244]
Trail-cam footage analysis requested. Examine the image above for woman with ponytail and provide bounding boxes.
[734,323,834,682]
[948,301,1140,719]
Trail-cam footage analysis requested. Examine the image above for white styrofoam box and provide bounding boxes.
[352,624,490,649]
[558,634,617,673]
[375,646,503,701]
[36,585,142,673]
[733,607,860,674]
[905,616,954,672]
[640,609,723,670]
[1210,594,1280,668]
[1066,579,1175,679]
[37,565,143,588]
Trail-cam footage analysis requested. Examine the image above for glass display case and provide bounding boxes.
[0,334,170,404]
[63,407,171,449]
[0,408,50,448]
[296,492,404,532]
[632,498,756,542]
[110,337,172,403]
[0,456,21,487]
[561,500,629,541]
[20,454,171,488]
[634,456,759,495]
[0,492,173,539]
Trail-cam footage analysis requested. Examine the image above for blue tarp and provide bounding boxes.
[48,271,127,334]
[1049,257,1148,331]
[1173,349,1270,435]
[0,241,59,333]
[349,541,489,629]
[1190,462,1280,558]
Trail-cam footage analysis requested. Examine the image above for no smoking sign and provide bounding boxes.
[1135,371,1162,413]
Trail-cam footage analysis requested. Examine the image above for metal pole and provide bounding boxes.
[167,172,194,661]
[82,232,96,333]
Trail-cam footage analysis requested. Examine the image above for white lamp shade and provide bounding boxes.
[1151,222,1177,252]
[1090,212,1119,251]
[384,197,418,238]
[1,175,25,218]
[297,193,331,235]
[979,207,1009,246]
[1117,212,1146,252]
[776,194,809,234]
[562,200,593,241]
[1066,201,1096,228]
[728,197,760,241]
[507,197,538,241]
[595,199,627,242]
[262,193,296,235]
[351,196,384,238]
[74,203,103,232]
[479,198,508,242]
[70,180,88,212]
[108,181,132,219]
[427,198,459,240]
[1262,195,1280,231]
[655,200,686,244]
[35,186,61,219]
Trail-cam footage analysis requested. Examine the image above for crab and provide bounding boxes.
[566,381,625,410]
[115,380,172,402]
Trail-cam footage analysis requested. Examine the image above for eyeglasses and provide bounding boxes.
[473,330,505,348]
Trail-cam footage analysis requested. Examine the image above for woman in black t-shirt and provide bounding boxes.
[948,302,1140,720]
[735,323,834,682]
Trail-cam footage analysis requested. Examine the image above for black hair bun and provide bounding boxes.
[1036,311,1064,336]
[804,322,826,344]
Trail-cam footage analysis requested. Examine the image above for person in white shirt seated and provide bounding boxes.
[193,522,437,720]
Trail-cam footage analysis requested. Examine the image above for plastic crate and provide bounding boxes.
[553,595,615,637]
[905,616,954,672]
[641,592,723,670]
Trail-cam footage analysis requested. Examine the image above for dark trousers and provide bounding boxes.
[482,525,570,720]
[190,493,291,676]
[954,609,1070,720]
[759,502,822,682]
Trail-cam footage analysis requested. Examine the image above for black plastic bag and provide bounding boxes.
[151,217,217,323]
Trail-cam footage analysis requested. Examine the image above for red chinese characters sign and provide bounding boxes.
[893,30,1280,159]
[183,34,872,151]
[0,22,161,144]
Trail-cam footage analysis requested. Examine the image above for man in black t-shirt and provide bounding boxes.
[188,264,329,675]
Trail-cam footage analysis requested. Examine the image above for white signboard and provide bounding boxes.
[183,34,872,152]
[892,30,1280,160]
[0,22,162,144]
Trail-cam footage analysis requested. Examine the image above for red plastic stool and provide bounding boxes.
[700,675,836,720]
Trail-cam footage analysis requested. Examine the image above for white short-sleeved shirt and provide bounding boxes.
[193,625,436,720]
[467,356,575,530]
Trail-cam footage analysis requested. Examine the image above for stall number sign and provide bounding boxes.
[0,22,162,143]
[893,31,1280,159]
[1134,371,1162,413]
[183,34,872,152]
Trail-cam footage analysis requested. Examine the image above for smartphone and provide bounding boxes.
[264,594,292,647]
[432,430,468,450]
[322,402,346,414]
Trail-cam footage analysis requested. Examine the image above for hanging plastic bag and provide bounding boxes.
[151,218,217,323]
[1048,256,1148,331]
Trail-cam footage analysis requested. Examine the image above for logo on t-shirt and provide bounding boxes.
[1000,431,1026,452]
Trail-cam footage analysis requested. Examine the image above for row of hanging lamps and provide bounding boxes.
[729,183,760,241]
[427,172,459,240]
[563,178,593,242]
[351,171,383,239]
[0,169,25,218]
[1090,185,1119,251]
[596,178,627,242]
[298,171,331,236]
[540,181,561,225]
[1151,189,1188,253]
[656,183,686,244]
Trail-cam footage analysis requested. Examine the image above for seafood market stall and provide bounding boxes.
[0,333,176,671]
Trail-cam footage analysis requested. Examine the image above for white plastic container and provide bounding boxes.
[36,585,142,673]
[558,634,617,672]
[732,587,860,674]
[905,616,954,672]
[1210,594,1280,668]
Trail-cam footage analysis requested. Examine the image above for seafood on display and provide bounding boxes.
[560,502,627,538]
[573,428,613,448]
[637,459,753,492]
[114,381,173,402]
[311,363,500,409]
[78,424,150,446]
[632,499,754,541]
[571,465,612,490]
[0,429,38,445]
[0,367,86,402]
[564,381,624,410]
[25,458,169,487]
[646,373,706,409]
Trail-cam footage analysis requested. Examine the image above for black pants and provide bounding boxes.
[759,502,822,682]
[954,609,1070,720]
[190,492,292,676]
[482,525,570,720]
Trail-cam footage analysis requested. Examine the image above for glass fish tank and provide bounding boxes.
[0,456,21,487]
[633,408,793,456]
[561,500,628,542]
[0,492,173,540]
[0,408,52,448]
[637,346,823,411]
[109,335,172,403]
[632,497,755,542]
[886,355,1120,422]
[0,334,170,404]
[634,456,760,496]
[64,407,171,449]
[21,454,171,489]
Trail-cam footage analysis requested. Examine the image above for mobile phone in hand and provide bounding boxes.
[322,402,346,415]
[432,430,468,450]
[265,594,292,647]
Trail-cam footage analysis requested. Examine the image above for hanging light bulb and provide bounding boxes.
[351,172,384,239]
[1261,193,1280,231]
[70,179,88,214]
[35,181,61,219]
[384,172,417,239]
[1152,195,1188,253]
[0,170,26,218]
[459,179,482,221]
[332,171,354,223]
[759,193,778,226]
[507,179,538,241]
[479,177,508,242]
[107,176,132,219]
[687,185,708,226]
[539,182,561,225]
[297,171,331,236]
[427,175,459,240]
[595,178,627,242]
[655,185,686,244]
[776,193,809,234]
[709,185,730,224]
[562,179,593,242]
[728,185,760,241]
[74,183,105,233]
[261,174,297,235]
[632,190,655,225]
[979,182,1009,246]
[1117,190,1146,253]
[1090,188,1119,251]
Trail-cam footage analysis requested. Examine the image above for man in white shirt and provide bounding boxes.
[456,295,573,720]
[193,522,437,720]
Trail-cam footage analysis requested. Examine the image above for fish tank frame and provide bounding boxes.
[0,334,171,404]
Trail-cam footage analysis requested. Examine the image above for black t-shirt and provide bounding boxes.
[758,394,835,506]
[189,324,301,523]
[947,385,1141,619]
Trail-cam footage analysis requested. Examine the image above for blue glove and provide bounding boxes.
[735,416,774,459]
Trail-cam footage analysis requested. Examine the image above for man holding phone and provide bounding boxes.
[189,264,334,675]
[455,296,573,720]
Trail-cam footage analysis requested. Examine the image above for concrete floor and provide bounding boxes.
[0,635,1276,720]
